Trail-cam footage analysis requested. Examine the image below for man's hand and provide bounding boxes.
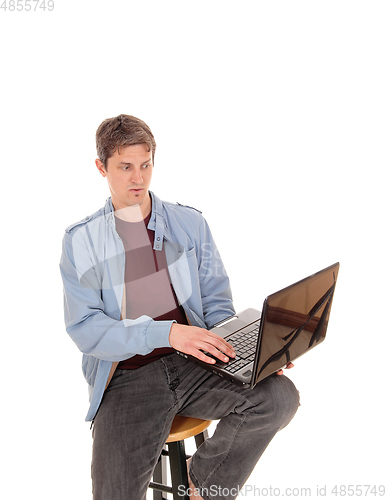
[169,323,236,364]
[276,362,294,375]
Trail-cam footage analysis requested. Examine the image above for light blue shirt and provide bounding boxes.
[60,192,234,421]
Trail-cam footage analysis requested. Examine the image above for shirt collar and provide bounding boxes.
[149,191,165,251]
[103,191,166,251]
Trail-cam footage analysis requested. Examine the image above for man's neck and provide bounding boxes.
[114,196,152,223]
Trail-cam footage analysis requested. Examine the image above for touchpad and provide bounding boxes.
[221,317,245,332]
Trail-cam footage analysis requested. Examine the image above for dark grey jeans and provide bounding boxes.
[91,353,299,500]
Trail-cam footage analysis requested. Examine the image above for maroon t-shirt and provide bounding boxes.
[114,212,188,369]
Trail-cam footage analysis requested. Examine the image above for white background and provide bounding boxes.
[1,1,386,499]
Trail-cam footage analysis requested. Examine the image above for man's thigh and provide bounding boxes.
[170,353,299,424]
[91,362,177,499]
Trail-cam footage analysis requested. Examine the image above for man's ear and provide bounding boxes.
[95,159,107,177]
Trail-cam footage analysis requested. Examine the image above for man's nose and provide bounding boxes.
[132,168,143,183]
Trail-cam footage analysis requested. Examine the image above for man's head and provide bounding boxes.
[95,115,156,216]
[96,114,156,169]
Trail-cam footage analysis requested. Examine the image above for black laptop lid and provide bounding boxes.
[253,262,340,385]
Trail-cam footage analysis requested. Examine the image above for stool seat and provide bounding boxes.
[166,416,212,443]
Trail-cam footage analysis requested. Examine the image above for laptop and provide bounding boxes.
[177,262,339,387]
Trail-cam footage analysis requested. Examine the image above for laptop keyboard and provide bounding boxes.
[202,322,260,374]
[223,323,260,373]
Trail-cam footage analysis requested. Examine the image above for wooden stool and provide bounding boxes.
[149,416,212,499]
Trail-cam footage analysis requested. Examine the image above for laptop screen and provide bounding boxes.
[253,262,340,385]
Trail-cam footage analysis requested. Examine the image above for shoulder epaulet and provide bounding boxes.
[65,215,92,233]
[176,202,202,214]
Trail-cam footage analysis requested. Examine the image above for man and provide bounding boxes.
[60,114,299,500]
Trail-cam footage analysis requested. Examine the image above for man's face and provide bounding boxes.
[96,143,153,215]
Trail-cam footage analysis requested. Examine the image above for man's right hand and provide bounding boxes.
[169,323,236,364]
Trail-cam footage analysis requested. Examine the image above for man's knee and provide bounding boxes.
[277,374,300,429]
[257,374,300,430]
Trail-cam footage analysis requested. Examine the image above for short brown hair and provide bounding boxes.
[96,114,156,168]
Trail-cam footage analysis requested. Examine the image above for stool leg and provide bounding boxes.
[167,440,190,499]
[152,450,169,499]
[194,429,209,448]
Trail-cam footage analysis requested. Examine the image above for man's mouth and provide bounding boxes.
[129,188,143,193]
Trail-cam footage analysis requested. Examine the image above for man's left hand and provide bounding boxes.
[276,362,294,375]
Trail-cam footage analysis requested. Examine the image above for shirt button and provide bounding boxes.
[157,237,160,241]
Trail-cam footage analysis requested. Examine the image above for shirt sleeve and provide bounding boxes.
[196,216,235,328]
[59,230,174,362]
